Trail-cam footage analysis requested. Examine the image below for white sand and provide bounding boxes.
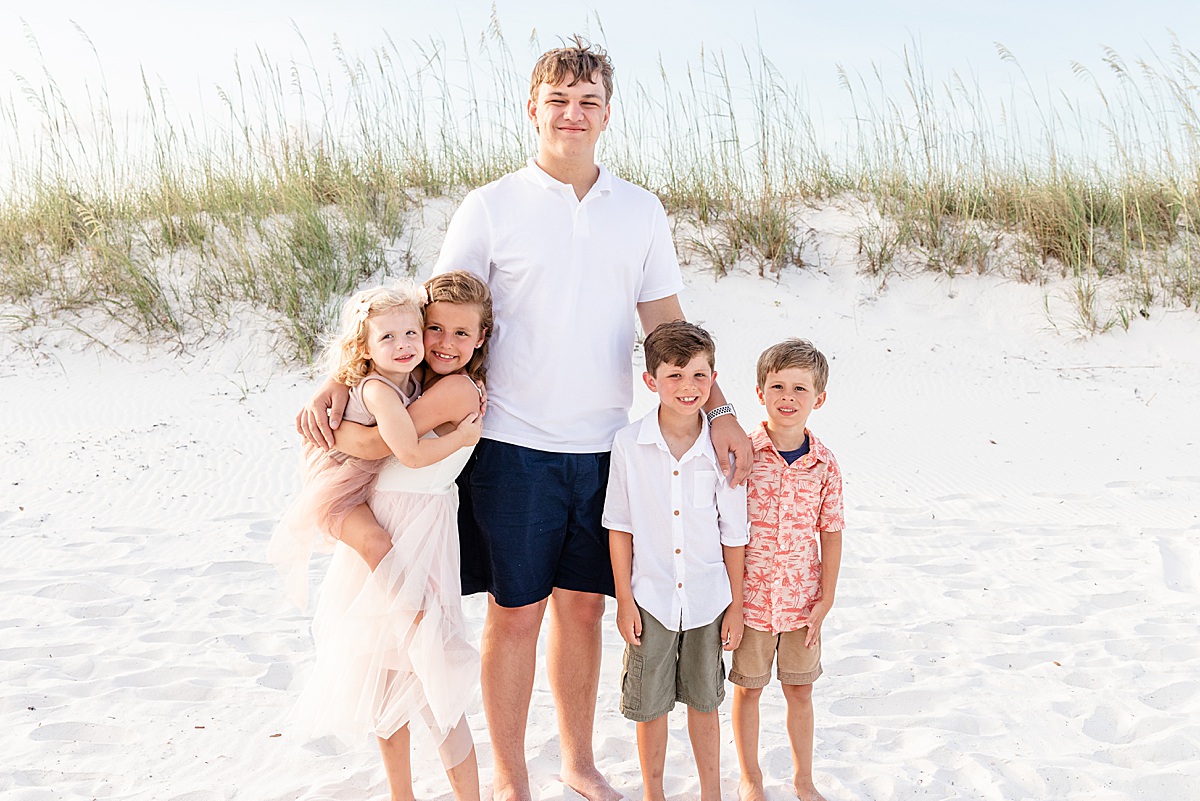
[3,203,1199,800]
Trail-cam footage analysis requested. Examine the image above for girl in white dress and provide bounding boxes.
[274,274,493,801]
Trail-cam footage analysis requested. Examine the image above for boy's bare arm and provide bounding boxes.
[609,530,642,646]
[721,544,745,651]
[806,529,843,647]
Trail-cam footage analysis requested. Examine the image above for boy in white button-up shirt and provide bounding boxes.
[603,321,748,801]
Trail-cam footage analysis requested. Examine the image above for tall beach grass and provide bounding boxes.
[2,22,1197,355]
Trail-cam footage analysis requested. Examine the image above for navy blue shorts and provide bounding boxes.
[457,439,615,608]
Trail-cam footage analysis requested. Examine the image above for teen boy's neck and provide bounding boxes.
[657,405,703,461]
[535,153,600,201]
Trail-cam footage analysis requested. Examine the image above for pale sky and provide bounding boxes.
[2,1,1195,177]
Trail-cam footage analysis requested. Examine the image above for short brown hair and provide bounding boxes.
[644,321,715,376]
[530,35,614,104]
[423,270,494,383]
[756,339,830,393]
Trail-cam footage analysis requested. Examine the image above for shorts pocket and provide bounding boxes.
[621,649,644,711]
[692,469,718,508]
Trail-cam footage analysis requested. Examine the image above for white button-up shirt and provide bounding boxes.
[602,409,749,631]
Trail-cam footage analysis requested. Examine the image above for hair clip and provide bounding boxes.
[351,296,372,322]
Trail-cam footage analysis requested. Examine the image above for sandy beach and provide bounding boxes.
[2,199,1199,801]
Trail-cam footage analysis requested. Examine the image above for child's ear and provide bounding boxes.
[813,390,827,409]
[642,371,657,392]
[756,386,766,405]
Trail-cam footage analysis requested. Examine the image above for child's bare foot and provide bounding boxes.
[560,765,622,801]
[793,779,827,801]
[738,779,767,801]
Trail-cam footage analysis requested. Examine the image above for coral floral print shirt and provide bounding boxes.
[743,423,845,635]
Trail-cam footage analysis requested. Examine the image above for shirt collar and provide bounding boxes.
[523,158,612,196]
[636,407,717,465]
[751,421,830,466]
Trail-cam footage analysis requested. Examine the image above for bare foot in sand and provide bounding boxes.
[794,779,827,801]
[492,778,532,801]
[738,778,767,801]
[561,765,622,801]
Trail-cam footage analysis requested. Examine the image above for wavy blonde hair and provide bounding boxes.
[423,270,494,383]
[324,283,425,387]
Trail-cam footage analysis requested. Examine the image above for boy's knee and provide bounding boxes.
[781,682,813,704]
[734,685,765,701]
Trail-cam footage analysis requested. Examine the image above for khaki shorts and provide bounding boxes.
[729,626,822,687]
[619,606,726,722]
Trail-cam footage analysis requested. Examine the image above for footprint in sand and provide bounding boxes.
[1083,707,1175,745]
[0,643,96,661]
[68,602,133,619]
[979,651,1061,670]
[28,721,136,744]
[1130,773,1200,801]
[1087,590,1139,610]
[32,583,117,602]
[115,665,202,689]
[1139,680,1200,711]
[140,629,212,645]
[831,654,892,675]
[828,689,931,717]
[1158,535,1197,592]
[1031,491,1095,501]
[201,560,261,576]
[853,504,927,515]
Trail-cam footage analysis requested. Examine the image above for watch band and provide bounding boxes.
[705,404,735,424]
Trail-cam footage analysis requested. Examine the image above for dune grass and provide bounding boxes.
[1,23,1197,354]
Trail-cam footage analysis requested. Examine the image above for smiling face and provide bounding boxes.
[422,301,486,376]
[644,353,716,422]
[527,74,610,166]
[363,307,424,384]
[757,366,826,436]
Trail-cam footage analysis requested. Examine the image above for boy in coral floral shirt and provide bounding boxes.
[730,338,844,801]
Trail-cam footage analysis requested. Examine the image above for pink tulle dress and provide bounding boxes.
[267,373,419,609]
[271,375,480,768]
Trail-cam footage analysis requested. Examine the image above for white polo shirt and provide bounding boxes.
[433,160,685,453]
[602,409,749,631]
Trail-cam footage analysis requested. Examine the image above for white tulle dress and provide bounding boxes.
[289,426,480,767]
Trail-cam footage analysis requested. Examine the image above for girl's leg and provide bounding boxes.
[436,715,481,801]
[780,683,825,801]
[340,502,393,570]
[686,707,721,801]
[377,724,416,801]
[635,715,669,801]
[732,685,766,801]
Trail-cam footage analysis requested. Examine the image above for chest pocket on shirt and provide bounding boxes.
[692,468,718,508]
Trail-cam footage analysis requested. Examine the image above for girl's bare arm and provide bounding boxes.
[363,380,480,468]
